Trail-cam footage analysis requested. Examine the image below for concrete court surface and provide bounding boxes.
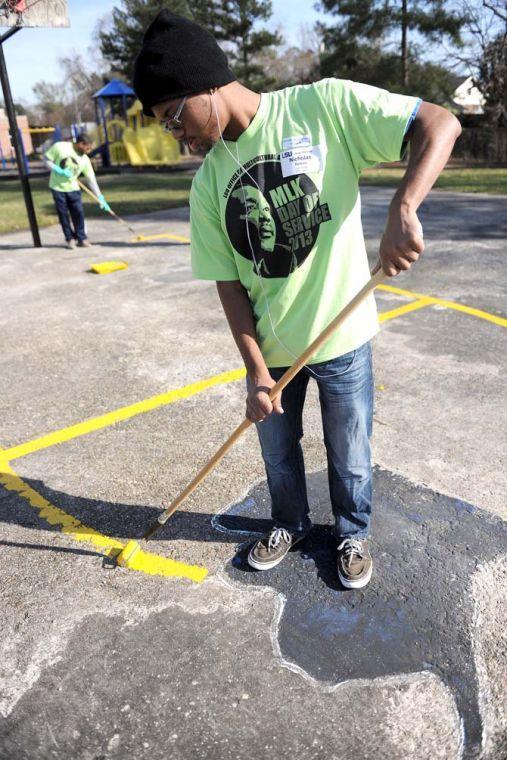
[0,185,506,760]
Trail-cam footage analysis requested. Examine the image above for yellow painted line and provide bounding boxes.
[0,298,445,464]
[379,297,433,322]
[3,368,247,462]
[127,230,506,325]
[126,224,505,326]
[129,237,507,326]
[133,232,191,243]
[0,456,208,582]
[2,286,502,467]
[1,279,502,581]
[378,284,506,327]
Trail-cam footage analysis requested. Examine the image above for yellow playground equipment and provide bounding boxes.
[95,104,180,167]
[92,80,182,168]
[126,99,180,165]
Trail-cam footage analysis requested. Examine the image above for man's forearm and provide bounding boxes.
[391,103,461,213]
[81,175,101,198]
[216,280,270,381]
[378,103,461,276]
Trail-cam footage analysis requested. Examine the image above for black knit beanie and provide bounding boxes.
[133,9,236,116]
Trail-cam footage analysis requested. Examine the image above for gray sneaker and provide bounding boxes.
[337,538,373,589]
[248,526,305,571]
[66,239,76,249]
[77,239,92,248]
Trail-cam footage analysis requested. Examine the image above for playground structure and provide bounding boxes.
[0,79,182,172]
[91,79,181,168]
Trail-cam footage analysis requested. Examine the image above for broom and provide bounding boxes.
[77,179,190,244]
[77,178,138,236]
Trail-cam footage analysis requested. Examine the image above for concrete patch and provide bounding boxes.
[1,582,463,760]
[1,188,505,759]
[217,466,507,758]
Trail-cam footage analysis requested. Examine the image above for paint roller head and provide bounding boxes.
[116,540,141,567]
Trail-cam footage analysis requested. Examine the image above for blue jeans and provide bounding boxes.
[52,190,86,242]
[248,341,374,539]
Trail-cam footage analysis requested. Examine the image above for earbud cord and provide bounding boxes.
[210,92,345,381]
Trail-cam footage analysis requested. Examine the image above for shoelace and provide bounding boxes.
[337,538,365,568]
[267,527,292,550]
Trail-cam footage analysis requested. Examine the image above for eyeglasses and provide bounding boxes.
[161,96,187,133]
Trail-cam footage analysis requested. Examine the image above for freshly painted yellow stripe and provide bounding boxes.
[378,284,507,327]
[379,297,433,322]
[3,368,247,462]
[109,543,206,579]
[0,297,456,463]
[3,287,503,466]
[130,238,507,326]
[130,228,505,326]
[0,456,208,582]
[1,279,503,582]
[134,232,191,243]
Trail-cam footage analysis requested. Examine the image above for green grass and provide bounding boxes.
[360,167,507,194]
[1,167,505,235]
[0,172,193,235]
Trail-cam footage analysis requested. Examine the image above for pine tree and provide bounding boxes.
[99,0,281,91]
[217,1,283,90]
[317,0,465,91]
[99,0,224,77]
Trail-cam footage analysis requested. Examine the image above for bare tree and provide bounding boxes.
[255,23,322,88]
[29,48,110,126]
[482,1,506,23]
[446,0,506,124]
[58,54,105,124]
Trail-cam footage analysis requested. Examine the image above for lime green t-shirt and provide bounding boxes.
[45,141,96,192]
[190,78,421,368]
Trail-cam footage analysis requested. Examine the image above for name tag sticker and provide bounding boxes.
[282,135,311,150]
[280,145,324,177]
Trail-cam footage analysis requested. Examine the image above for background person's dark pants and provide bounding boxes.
[51,189,86,242]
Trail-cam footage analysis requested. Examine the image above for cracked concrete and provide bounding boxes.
[0,186,505,758]
[217,466,507,758]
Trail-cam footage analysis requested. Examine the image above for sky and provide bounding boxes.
[1,0,326,105]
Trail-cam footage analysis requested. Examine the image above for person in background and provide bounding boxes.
[44,133,111,249]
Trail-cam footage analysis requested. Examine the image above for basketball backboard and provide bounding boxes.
[0,0,69,28]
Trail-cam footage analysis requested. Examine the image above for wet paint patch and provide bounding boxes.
[216,466,507,758]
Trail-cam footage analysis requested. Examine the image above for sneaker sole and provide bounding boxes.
[338,563,373,589]
[247,534,307,571]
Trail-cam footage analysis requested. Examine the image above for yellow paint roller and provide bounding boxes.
[90,261,128,275]
[116,264,385,570]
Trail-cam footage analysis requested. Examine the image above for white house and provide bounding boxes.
[452,75,486,114]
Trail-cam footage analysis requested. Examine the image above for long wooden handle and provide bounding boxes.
[77,178,101,204]
[265,268,384,402]
[143,266,384,539]
[77,179,137,235]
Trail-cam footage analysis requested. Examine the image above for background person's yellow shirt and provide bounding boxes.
[190,78,421,368]
[45,141,96,193]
